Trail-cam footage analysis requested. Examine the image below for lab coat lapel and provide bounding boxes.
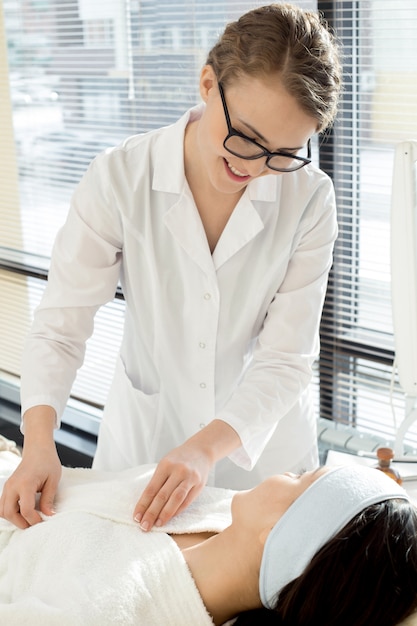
[212,193,264,270]
[212,175,280,270]
[154,107,216,276]
[164,193,216,277]
[164,173,281,275]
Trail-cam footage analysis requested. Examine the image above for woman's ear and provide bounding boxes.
[199,64,217,103]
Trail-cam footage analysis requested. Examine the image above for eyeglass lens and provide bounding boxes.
[224,134,310,172]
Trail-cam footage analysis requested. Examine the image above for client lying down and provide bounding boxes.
[0,451,417,626]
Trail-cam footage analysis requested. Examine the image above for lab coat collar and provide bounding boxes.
[164,182,266,273]
[152,104,280,203]
[158,105,281,272]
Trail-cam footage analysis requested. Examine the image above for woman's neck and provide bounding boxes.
[180,526,262,625]
[184,118,244,254]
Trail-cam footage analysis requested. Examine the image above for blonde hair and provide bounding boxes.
[206,3,341,132]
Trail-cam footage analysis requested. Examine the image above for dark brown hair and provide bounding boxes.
[234,498,417,626]
[206,3,341,132]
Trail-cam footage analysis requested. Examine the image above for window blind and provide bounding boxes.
[0,0,318,436]
[319,0,417,453]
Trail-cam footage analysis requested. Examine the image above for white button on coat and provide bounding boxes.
[20,104,337,489]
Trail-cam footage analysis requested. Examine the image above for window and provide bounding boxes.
[0,0,318,442]
[319,0,417,454]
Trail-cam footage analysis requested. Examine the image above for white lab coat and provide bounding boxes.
[20,104,337,489]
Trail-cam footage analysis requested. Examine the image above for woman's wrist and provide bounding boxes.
[22,405,57,447]
[187,418,241,465]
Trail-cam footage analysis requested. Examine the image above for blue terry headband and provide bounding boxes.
[259,464,410,609]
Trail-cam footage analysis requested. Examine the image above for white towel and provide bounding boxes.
[52,463,234,534]
[0,454,234,625]
[0,435,20,457]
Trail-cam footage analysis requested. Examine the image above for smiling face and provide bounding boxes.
[231,467,329,536]
[189,65,318,196]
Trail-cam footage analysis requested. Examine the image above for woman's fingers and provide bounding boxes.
[0,483,42,529]
[134,479,186,530]
[16,492,44,528]
[38,476,60,517]
[0,452,61,529]
[133,458,207,531]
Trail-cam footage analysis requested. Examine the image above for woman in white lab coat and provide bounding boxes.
[0,3,342,531]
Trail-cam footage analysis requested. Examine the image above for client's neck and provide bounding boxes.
[181,525,262,625]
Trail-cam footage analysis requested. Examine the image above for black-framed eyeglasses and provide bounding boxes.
[218,82,312,173]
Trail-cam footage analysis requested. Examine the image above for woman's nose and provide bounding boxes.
[244,156,271,177]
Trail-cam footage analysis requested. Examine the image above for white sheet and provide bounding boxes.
[2,446,416,625]
[0,452,233,625]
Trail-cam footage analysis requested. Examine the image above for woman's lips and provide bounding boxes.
[224,158,251,182]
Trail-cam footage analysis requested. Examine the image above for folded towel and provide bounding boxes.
[53,463,234,533]
[0,453,234,625]
[0,435,21,457]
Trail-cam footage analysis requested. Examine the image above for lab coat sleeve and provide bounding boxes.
[217,178,337,470]
[20,154,123,426]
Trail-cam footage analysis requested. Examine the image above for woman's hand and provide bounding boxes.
[133,419,241,531]
[0,405,61,529]
[133,444,211,531]
[0,446,62,529]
